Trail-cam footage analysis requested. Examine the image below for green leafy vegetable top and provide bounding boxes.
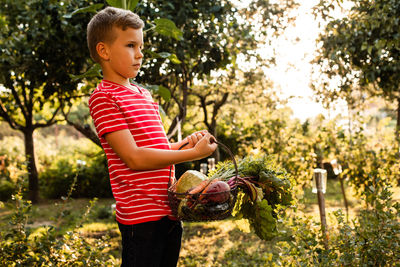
[208,155,294,240]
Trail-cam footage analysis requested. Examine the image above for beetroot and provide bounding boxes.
[202,181,230,203]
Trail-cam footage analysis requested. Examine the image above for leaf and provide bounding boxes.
[158,105,166,118]
[154,18,183,41]
[106,0,123,8]
[158,52,171,58]
[63,4,104,19]
[361,42,368,51]
[127,0,140,11]
[144,84,171,102]
[69,64,102,82]
[107,0,139,10]
[210,6,222,13]
[143,49,162,59]
[168,54,182,64]
[369,185,375,192]
[155,85,171,101]
[156,52,182,64]
[237,178,258,202]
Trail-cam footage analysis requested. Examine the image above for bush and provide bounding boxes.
[331,187,400,266]
[39,144,111,199]
[0,190,117,266]
[0,179,16,201]
[269,186,400,266]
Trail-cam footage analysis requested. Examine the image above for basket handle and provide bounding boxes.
[168,137,238,188]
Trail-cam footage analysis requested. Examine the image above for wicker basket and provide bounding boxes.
[167,140,238,222]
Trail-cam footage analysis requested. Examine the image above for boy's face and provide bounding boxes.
[103,27,144,80]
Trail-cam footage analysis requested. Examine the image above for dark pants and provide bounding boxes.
[117,216,183,267]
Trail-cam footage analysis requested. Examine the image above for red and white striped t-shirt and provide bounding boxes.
[88,80,174,225]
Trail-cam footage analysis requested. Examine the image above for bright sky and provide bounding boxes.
[262,0,347,122]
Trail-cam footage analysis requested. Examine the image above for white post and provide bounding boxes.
[313,169,329,249]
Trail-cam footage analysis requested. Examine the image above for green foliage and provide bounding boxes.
[135,0,296,135]
[0,136,26,180]
[210,155,294,241]
[313,0,400,133]
[331,189,400,266]
[269,186,400,266]
[324,119,400,202]
[234,196,278,241]
[64,3,104,18]
[106,0,139,11]
[153,18,183,41]
[0,0,98,115]
[0,0,104,201]
[0,136,27,200]
[92,204,114,220]
[239,107,399,205]
[218,106,317,189]
[39,146,111,199]
[0,132,111,201]
[0,180,16,201]
[0,190,116,266]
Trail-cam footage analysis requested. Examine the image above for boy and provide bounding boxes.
[87,7,217,267]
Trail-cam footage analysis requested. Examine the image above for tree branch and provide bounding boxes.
[66,120,102,147]
[8,83,28,120]
[199,94,210,129]
[61,104,102,147]
[0,98,22,131]
[21,82,29,113]
[34,103,63,129]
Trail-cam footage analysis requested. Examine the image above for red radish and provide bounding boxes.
[200,181,230,203]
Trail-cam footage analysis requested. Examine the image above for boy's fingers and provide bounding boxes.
[187,136,195,147]
[203,133,214,143]
[194,130,207,136]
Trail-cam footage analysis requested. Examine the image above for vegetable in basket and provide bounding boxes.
[208,155,294,241]
[171,169,235,221]
[175,170,207,193]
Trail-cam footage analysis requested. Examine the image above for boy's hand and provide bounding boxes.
[183,130,208,149]
[193,133,218,158]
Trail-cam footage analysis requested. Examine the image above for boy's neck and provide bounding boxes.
[103,75,140,93]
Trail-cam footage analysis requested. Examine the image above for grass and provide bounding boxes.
[179,220,277,267]
[1,179,399,266]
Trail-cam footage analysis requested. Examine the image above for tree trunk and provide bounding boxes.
[167,84,188,137]
[396,97,400,146]
[24,128,39,203]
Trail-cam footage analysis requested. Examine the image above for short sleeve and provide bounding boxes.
[89,90,129,138]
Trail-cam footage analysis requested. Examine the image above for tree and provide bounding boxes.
[134,0,296,137]
[68,0,297,154]
[63,0,183,147]
[190,70,278,161]
[313,0,400,141]
[0,0,101,202]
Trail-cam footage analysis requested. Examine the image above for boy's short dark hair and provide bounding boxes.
[87,7,145,63]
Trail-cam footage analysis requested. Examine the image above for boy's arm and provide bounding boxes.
[105,129,217,170]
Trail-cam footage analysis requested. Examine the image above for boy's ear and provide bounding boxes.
[96,42,110,61]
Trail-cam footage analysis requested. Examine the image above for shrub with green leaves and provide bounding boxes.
[268,186,400,266]
[0,136,27,200]
[0,191,116,266]
[39,142,111,199]
[331,187,400,266]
